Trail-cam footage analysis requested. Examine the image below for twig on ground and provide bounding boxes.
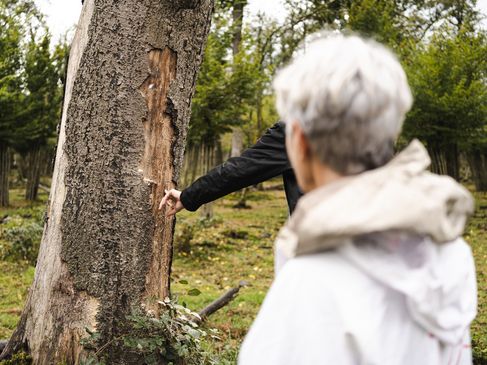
[197,281,248,322]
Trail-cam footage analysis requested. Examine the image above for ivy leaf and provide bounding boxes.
[187,288,201,296]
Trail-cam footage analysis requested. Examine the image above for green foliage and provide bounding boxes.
[15,32,64,153]
[0,0,44,144]
[0,0,65,155]
[0,0,24,146]
[188,2,281,155]
[83,300,219,365]
[403,27,487,151]
[0,202,44,264]
[0,351,32,365]
[1,220,43,264]
[189,23,262,148]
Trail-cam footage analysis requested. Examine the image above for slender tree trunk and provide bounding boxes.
[200,143,214,219]
[231,0,246,57]
[428,142,460,180]
[25,145,42,201]
[190,145,199,184]
[467,146,487,191]
[428,142,447,176]
[0,143,9,207]
[0,0,213,363]
[215,139,223,166]
[231,127,244,158]
[256,91,264,135]
[228,0,247,172]
[444,143,460,181]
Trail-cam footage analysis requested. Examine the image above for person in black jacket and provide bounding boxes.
[159,121,302,216]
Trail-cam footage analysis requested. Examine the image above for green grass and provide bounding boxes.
[171,188,287,352]
[0,185,486,363]
[467,191,487,363]
[0,262,34,339]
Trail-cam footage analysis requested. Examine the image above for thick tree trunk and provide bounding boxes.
[467,146,487,191]
[24,145,42,201]
[0,0,213,363]
[0,143,9,207]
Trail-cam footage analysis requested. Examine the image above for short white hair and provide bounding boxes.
[274,33,413,175]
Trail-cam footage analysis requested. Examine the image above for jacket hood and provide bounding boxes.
[275,140,477,344]
[280,140,474,256]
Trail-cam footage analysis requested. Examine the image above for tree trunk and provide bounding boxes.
[428,143,447,176]
[231,0,246,57]
[0,0,214,363]
[0,143,9,207]
[467,146,487,191]
[444,142,460,181]
[231,127,244,158]
[200,143,214,219]
[428,142,460,181]
[24,145,42,201]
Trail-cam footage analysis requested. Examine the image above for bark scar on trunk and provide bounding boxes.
[138,47,178,306]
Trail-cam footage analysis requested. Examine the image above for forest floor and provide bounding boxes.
[0,184,486,363]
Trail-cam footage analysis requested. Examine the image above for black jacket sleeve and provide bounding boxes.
[180,121,295,212]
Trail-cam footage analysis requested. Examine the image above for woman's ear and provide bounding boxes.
[293,123,311,162]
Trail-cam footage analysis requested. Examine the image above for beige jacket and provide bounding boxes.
[275,139,474,264]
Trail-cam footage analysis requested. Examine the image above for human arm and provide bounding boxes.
[180,121,292,212]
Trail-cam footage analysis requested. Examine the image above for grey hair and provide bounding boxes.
[274,33,413,175]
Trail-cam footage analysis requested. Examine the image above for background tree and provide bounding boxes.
[16,32,64,201]
[0,0,25,206]
[0,0,48,206]
[403,24,487,181]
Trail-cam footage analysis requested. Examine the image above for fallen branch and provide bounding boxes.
[197,281,248,322]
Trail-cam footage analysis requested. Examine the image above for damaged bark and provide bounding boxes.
[0,0,214,363]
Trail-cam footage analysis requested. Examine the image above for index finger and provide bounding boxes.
[159,189,171,210]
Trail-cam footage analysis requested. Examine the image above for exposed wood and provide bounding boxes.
[139,47,178,305]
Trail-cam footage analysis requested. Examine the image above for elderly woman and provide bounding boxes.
[238,34,477,365]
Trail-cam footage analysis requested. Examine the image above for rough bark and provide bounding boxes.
[0,0,214,363]
[0,143,9,207]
